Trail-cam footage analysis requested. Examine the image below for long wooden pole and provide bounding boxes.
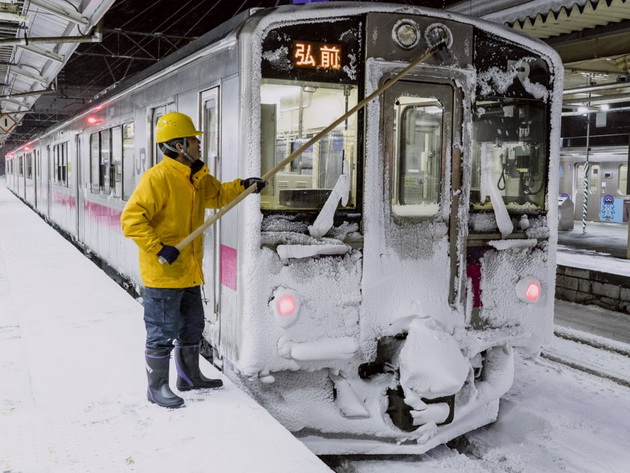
[173,42,444,253]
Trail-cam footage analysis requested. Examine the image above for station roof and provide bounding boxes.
[448,0,630,109]
[0,0,114,142]
[0,0,629,154]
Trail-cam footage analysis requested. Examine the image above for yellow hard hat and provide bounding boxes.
[155,112,203,143]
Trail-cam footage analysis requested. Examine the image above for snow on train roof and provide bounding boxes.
[246,1,562,61]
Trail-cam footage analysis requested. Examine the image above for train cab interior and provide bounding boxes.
[260,80,359,212]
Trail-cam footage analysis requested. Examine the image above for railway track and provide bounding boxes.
[319,329,630,472]
[541,327,630,388]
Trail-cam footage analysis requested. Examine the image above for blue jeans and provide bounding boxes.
[143,286,205,350]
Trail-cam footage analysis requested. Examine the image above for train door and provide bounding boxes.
[364,78,463,324]
[75,134,83,240]
[200,88,221,326]
[149,103,175,166]
[36,148,46,214]
[33,150,38,209]
[46,145,52,217]
[575,162,601,221]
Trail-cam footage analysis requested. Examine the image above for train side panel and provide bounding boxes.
[560,147,630,223]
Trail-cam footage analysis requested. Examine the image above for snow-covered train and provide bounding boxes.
[4,2,563,454]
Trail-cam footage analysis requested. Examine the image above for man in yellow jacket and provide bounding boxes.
[121,112,265,408]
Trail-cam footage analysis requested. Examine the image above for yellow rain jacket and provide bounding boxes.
[121,157,244,288]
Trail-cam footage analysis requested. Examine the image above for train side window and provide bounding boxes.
[203,90,219,173]
[122,122,135,200]
[53,146,58,184]
[392,98,443,216]
[62,143,68,186]
[619,165,628,195]
[90,133,100,193]
[26,152,33,179]
[100,129,111,194]
[112,126,122,198]
[576,163,600,194]
[53,143,69,187]
[64,143,69,186]
[150,104,173,165]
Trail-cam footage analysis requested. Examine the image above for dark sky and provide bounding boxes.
[64,0,463,88]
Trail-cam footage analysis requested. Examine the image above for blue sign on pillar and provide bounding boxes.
[600,195,622,222]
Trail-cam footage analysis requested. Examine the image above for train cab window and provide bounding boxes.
[260,79,358,211]
[471,99,548,211]
[619,165,628,195]
[122,122,135,200]
[52,142,69,187]
[392,97,443,216]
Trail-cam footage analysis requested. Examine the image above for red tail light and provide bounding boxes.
[515,278,541,303]
[277,294,297,316]
[270,288,301,328]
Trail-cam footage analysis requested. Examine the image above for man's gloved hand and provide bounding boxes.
[190,159,205,176]
[241,177,267,194]
[157,244,180,265]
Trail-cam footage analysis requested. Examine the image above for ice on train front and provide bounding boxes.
[207,5,561,453]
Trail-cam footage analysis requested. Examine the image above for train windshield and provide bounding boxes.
[260,79,358,211]
[470,98,548,211]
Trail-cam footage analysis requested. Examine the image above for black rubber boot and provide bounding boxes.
[174,343,223,391]
[145,348,185,408]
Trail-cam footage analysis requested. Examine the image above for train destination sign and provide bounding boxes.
[293,41,342,70]
[261,19,361,83]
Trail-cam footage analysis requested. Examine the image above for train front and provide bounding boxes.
[231,4,562,454]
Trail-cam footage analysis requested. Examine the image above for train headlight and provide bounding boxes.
[393,19,420,50]
[515,277,542,303]
[270,288,301,328]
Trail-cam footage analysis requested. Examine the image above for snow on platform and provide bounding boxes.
[557,221,630,276]
[0,183,331,473]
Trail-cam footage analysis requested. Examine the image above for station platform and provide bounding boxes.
[0,182,331,472]
[558,220,629,263]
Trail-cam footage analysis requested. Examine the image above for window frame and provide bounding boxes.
[52,142,69,187]
[122,122,136,201]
